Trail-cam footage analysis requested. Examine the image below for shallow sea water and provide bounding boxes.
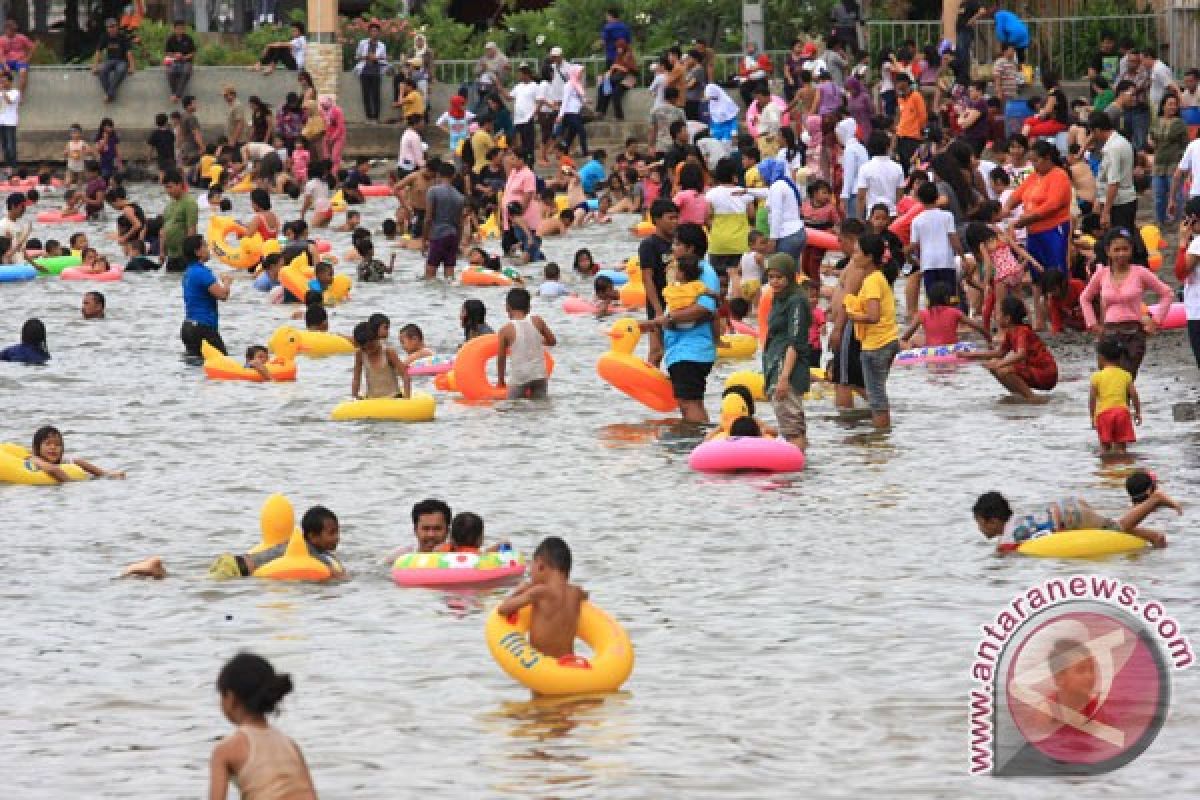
[2,186,1199,797]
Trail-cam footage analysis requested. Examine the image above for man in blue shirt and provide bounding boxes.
[650,222,719,423]
[180,233,233,358]
[578,149,607,196]
[600,8,632,66]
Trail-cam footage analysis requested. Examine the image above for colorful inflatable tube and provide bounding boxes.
[596,268,629,286]
[806,229,841,252]
[35,210,85,224]
[1148,302,1186,331]
[562,296,626,315]
[461,269,513,287]
[61,266,123,282]
[392,549,526,588]
[1016,529,1150,558]
[408,355,455,376]
[359,184,392,197]
[33,254,82,275]
[895,341,980,365]
[688,437,807,473]
[485,602,635,695]
[202,341,297,382]
[330,393,437,422]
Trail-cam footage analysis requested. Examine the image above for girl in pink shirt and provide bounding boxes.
[290,138,312,185]
[899,281,993,348]
[1080,229,1173,377]
[671,162,709,225]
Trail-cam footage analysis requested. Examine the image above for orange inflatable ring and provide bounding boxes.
[461,269,513,287]
[454,333,554,402]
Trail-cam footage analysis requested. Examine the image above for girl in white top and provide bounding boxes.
[299,161,332,228]
[209,653,316,800]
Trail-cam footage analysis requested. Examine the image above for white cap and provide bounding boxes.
[549,46,563,57]
[485,41,498,50]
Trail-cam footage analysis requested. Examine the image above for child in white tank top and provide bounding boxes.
[496,287,557,399]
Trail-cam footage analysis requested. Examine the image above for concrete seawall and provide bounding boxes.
[12,66,654,164]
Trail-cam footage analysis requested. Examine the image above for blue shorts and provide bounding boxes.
[1026,222,1069,275]
[5,61,27,72]
[710,118,737,141]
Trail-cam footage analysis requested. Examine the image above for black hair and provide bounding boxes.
[365,312,390,337]
[678,162,704,192]
[730,296,749,319]
[182,233,205,262]
[1000,295,1028,325]
[1097,336,1124,363]
[533,536,572,575]
[866,130,890,158]
[301,505,337,538]
[649,198,678,222]
[216,652,294,716]
[972,491,1012,522]
[84,290,105,308]
[722,384,756,416]
[250,188,271,210]
[506,287,532,313]
[305,304,327,329]
[303,289,323,306]
[32,424,61,457]
[19,317,47,353]
[1089,111,1114,132]
[245,344,267,362]
[461,298,487,338]
[314,261,333,277]
[729,416,762,437]
[381,218,398,236]
[916,181,938,205]
[450,512,484,548]
[411,497,452,528]
[1126,470,1156,504]
[398,323,423,341]
[594,274,614,293]
[543,262,561,280]
[964,221,997,255]
[927,280,953,308]
[352,321,374,347]
[1041,268,1068,297]
[674,222,708,259]
[155,112,168,127]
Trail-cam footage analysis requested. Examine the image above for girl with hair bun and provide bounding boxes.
[209,652,316,800]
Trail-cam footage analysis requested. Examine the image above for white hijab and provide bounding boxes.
[704,84,740,125]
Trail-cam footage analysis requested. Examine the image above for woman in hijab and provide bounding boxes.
[759,158,807,263]
[762,253,812,450]
[843,76,872,140]
[321,96,346,169]
[704,83,740,143]
[557,63,590,157]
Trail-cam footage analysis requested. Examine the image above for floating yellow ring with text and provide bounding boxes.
[1016,529,1150,558]
[485,602,634,695]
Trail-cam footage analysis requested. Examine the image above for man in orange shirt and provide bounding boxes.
[894,74,927,176]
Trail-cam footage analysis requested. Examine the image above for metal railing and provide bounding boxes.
[867,15,1160,80]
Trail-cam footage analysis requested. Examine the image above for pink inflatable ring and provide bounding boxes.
[688,437,806,473]
[391,548,526,588]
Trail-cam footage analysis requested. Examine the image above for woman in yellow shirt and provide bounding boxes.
[844,233,899,429]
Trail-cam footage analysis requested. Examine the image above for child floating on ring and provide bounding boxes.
[351,320,411,400]
[244,345,273,381]
[208,505,345,578]
[498,537,587,658]
[27,424,125,480]
[972,491,1180,552]
[397,323,434,367]
[435,511,511,554]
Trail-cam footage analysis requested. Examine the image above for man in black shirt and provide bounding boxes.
[636,198,679,367]
[147,113,176,175]
[163,19,195,103]
[955,1,985,86]
[92,18,135,103]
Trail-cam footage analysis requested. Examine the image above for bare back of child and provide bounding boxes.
[498,536,586,658]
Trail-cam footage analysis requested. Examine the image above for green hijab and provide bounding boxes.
[765,252,799,303]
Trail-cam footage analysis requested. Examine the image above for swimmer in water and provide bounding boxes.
[81,290,105,320]
[498,536,586,658]
[435,511,510,553]
[592,275,621,318]
[208,652,318,800]
[209,505,345,578]
[397,323,434,367]
[385,497,453,561]
[27,424,125,481]
[972,491,1180,552]
[244,345,272,381]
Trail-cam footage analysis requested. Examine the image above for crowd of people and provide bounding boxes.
[3,7,1200,792]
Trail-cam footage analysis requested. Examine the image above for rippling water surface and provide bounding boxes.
[2,188,1199,797]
